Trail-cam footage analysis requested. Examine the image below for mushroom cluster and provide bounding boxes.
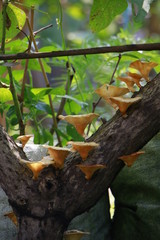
[95,60,158,116]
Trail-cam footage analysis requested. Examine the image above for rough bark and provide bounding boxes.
[0,74,160,239]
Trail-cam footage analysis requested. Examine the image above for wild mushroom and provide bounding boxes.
[67,141,99,160]
[95,84,129,108]
[43,145,72,168]
[129,60,158,82]
[17,134,32,148]
[76,164,106,180]
[119,151,145,167]
[58,113,99,136]
[4,211,18,226]
[109,96,142,115]
[64,230,90,240]
[126,72,142,88]
[20,159,51,180]
[118,76,136,92]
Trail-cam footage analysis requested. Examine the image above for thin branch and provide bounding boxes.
[109,54,122,84]
[33,24,53,36]
[26,17,62,146]
[0,42,160,60]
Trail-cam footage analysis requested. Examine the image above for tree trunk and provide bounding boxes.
[0,73,160,239]
[18,216,68,240]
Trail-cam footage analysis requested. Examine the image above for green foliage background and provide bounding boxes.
[0,0,160,239]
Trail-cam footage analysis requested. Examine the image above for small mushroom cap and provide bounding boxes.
[129,60,158,81]
[43,145,72,168]
[58,113,99,136]
[76,164,106,180]
[20,159,49,180]
[95,84,129,108]
[67,141,99,160]
[17,134,33,148]
[119,151,145,167]
[117,76,135,92]
[109,96,142,115]
[126,72,142,88]
[64,230,90,240]
[4,211,18,226]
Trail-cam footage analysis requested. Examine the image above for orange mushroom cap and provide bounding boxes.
[117,76,136,92]
[4,211,18,226]
[67,141,99,160]
[129,60,158,82]
[58,113,99,136]
[17,134,32,148]
[76,164,106,180]
[64,230,90,240]
[95,84,129,108]
[43,145,72,168]
[119,151,145,167]
[109,96,142,115]
[126,72,142,88]
[20,158,51,180]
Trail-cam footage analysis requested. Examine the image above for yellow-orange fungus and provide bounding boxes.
[119,151,145,167]
[58,113,99,136]
[76,164,106,180]
[43,146,72,168]
[109,96,142,115]
[130,60,158,82]
[67,141,99,160]
[17,134,32,148]
[4,212,18,226]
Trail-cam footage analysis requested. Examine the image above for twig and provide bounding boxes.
[56,62,75,121]
[33,24,53,36]
[0,42,160,60]
[26,17,62,146]
[1,0,25,135]
[87,54,122,135]
[109,54,122,84]
[86,97,102,135]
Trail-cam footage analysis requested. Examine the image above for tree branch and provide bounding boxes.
[0,73,160,239]
[0,42,160,60]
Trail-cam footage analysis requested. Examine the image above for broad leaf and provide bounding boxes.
[0,3,26,42]
[0,89,13,103]
[89,0,128,32]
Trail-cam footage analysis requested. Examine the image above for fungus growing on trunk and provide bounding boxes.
[95,84,129,109]
[118,76,136,92]
[20,159,51,180]
[129,60,158,82]
[126,72,142,88]
[67,141,99,160]
[118,151,145,167]
[58,113,99,136]
[17,134,32,148]
[43,146,72,168]
[109,96,142,115]
[64,230,90,240]
[76,164,106,180]
[4,211,18,226]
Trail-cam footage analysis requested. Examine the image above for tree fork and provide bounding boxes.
[0,74,160,239]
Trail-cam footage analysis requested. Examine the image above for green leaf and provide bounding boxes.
[64,101,81,115]
[0,3,26,42]
[67,124,84,142]
[22,59,51,73]
[0,88,13,103]
[35,102,52,115]
[57,95,88,107]
[89,0,128,32]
